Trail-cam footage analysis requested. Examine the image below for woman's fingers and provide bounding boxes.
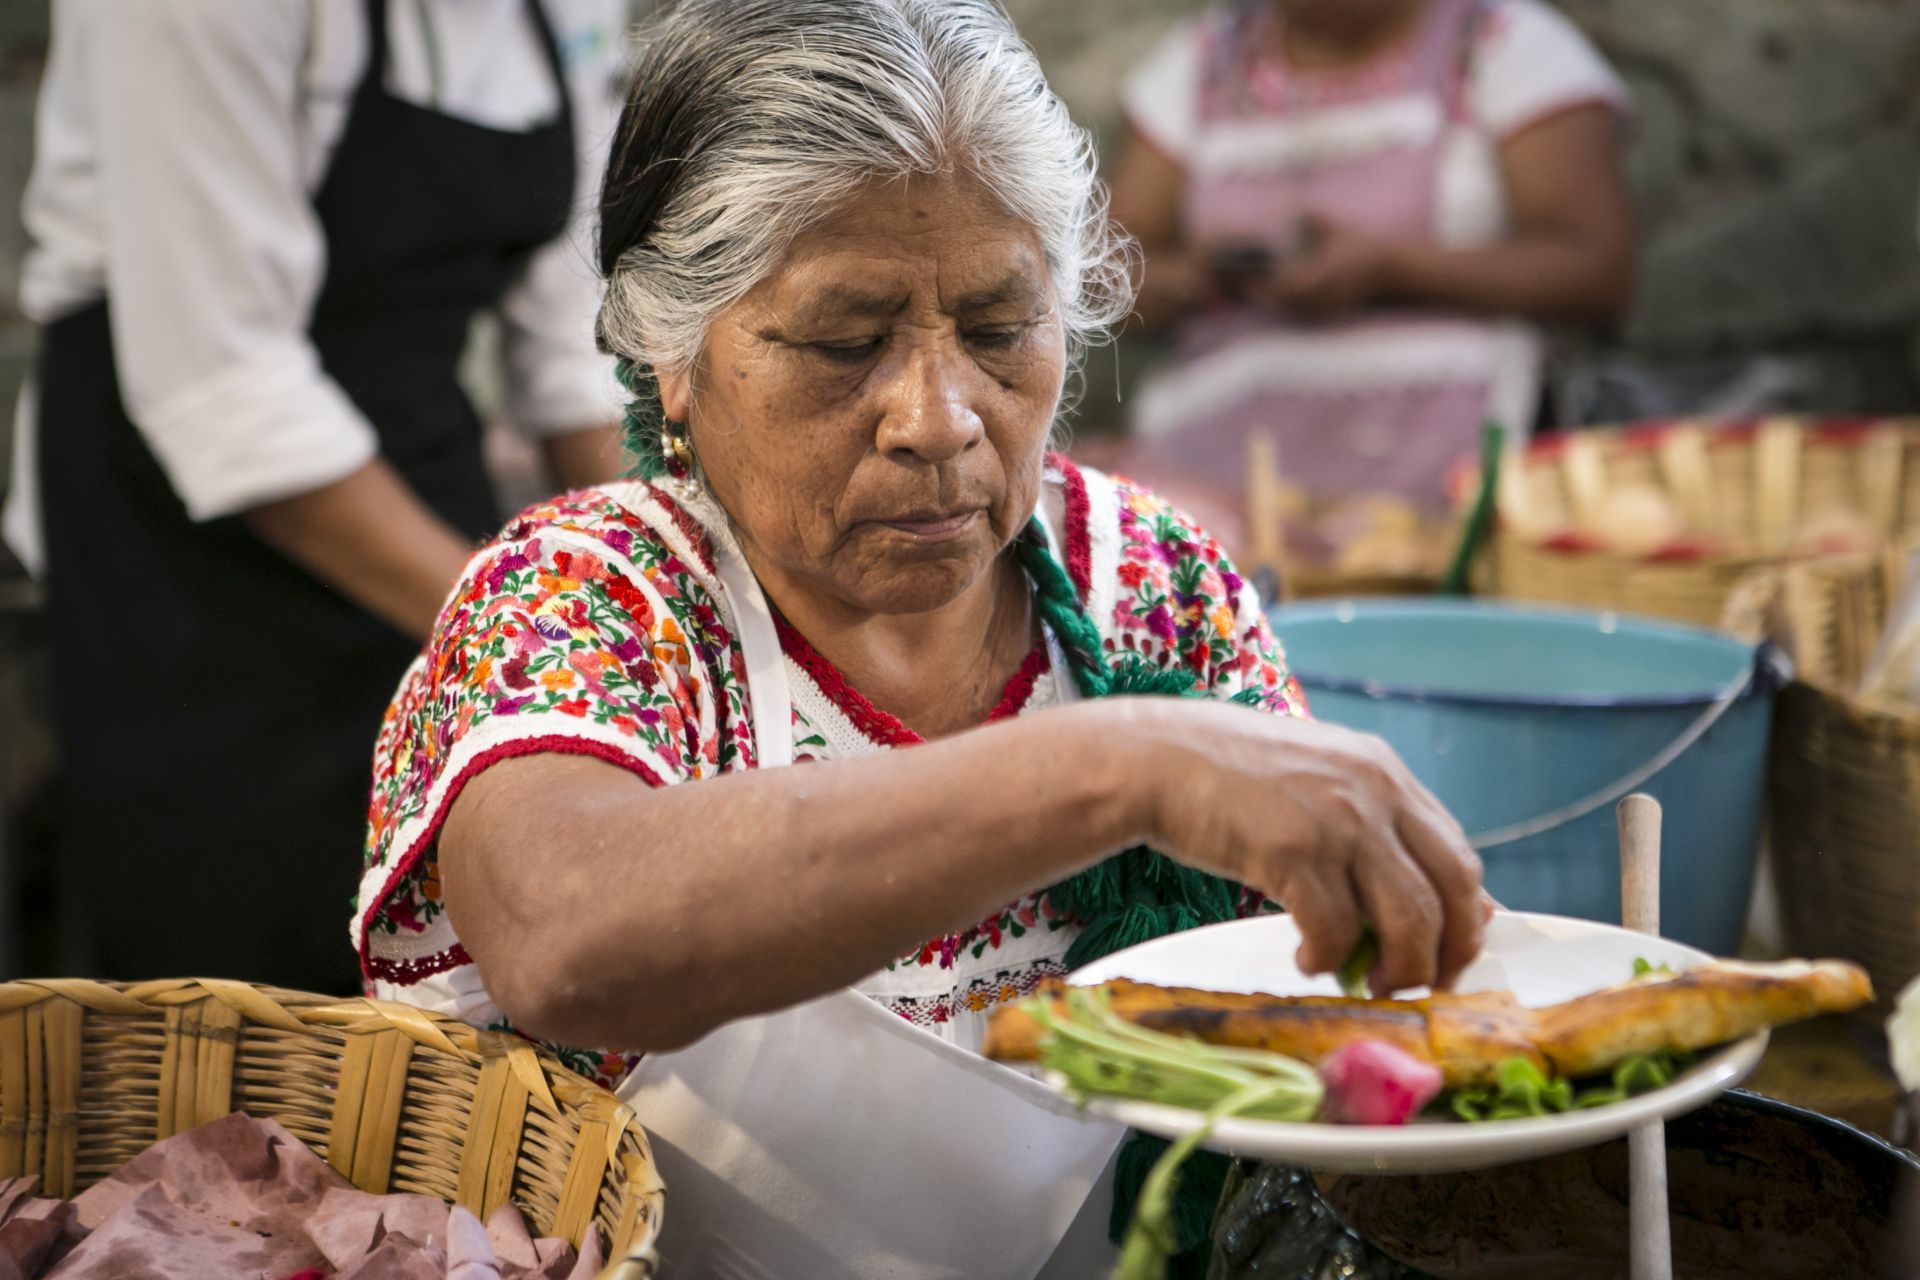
[1283,866,1365,979]
[1393,805,1487,990]
[1352,846,1445,995]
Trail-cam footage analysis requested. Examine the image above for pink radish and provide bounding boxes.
[1318,1039,1444,1125]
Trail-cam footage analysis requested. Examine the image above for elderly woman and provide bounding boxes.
[353,1,1485,1273]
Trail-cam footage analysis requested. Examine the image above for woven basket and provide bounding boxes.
[1736,552,1920,1022]
[1481,417,1920,627]
[0,978,663,1278]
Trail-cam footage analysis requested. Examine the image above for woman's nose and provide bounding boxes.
[874,340,985,464]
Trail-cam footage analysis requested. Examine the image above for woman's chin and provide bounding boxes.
[839,530,1001,615]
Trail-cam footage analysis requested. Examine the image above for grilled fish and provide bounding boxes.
[981,958,1872,1089]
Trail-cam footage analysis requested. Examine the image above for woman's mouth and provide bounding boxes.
[873,510,983,539]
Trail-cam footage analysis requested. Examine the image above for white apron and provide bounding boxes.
[619,507,1129,1279]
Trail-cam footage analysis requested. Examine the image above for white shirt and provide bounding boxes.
[7,0,631,568]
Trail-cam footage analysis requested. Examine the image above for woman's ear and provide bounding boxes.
[657,365,693,424]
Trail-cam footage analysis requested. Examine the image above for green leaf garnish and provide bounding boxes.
[1337,926,1380,999]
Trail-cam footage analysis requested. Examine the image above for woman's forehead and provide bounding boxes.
[750,175,1053,321]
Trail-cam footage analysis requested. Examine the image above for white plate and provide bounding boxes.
[1056,910,1766,1173]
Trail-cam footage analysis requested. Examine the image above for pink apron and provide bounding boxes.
[1131,0,1527,512]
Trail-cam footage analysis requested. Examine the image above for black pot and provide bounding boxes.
[1210,1091,1920,1280]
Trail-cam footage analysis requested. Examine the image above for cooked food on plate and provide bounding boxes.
[985,956,1872,1115]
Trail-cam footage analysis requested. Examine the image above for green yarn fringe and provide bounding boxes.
[613,357,668,480]
[1014,517,1255,1269]
[1112,1136,1229,1280]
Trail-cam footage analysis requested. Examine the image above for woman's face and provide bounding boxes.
[659,172,1065,618]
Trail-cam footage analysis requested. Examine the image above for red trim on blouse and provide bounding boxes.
[638,482,718,576]
[987,646,1051,722]
[772,611,921,747]
[773,613,1051,746]
[1048,451,1094,603]
[362,944,473,986]
[357,733,672,982]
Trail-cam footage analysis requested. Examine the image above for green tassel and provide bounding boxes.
[1112,1134,1230,1278]
[1010,518,1262,1264]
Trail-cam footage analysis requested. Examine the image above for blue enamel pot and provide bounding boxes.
[1267,599,1787,954]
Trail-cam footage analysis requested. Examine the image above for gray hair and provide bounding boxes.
[595,0,1136,473]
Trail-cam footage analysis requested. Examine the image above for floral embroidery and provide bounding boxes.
[356,459,1304,1084]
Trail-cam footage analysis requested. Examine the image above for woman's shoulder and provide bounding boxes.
[1053,455,1241,570]
[1120,3,1252,156]
[1468,0,1630,136]
[488,482,716,572]
[1051,456,1266,681]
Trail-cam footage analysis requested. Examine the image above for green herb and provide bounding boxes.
[1337,926,1381,999]
[1024,989,1325,1280]
[1631,957,1675,978]
[1032,988,1324,1121]
[1447,1049,1693,1121]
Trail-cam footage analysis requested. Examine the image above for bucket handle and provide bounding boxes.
[1466,641,1789,851]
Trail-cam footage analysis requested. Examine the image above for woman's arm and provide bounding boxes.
[78,0,484,638]
[1271,105,1636,321]
[538,424,626,491]
[244,459,473,640]
[441,696,1484,1053]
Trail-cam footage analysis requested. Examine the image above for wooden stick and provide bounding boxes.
[1617,794,1673,1280]
[1754,417,1802,555]
[1245,431,1288,598]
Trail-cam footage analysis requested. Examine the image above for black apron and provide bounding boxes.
[34,0,576,993]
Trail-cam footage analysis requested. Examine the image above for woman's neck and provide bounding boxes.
[782,551,1038,740]
[1272,0,1427,71]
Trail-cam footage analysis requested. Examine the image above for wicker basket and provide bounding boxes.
[0,978,663,1278]
[1481,417,1920,627]
[1737,552,1920,1022]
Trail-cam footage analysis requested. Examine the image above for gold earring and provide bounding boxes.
[662,420,695,473]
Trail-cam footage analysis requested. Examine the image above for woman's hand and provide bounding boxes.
[1110,698,1488,995]
[1262,215,1398,320]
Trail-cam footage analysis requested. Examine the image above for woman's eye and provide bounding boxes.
[809,339,882,364]
[966,326,1027,351]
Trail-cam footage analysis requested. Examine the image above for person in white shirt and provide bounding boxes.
[11,0,630,992]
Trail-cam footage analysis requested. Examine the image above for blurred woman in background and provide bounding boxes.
[8,0,628,991]
[1102,0,1635,561]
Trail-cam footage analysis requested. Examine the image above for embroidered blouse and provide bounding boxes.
[353,456,1306,1088]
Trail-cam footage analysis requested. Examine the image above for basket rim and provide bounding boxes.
[1496,415,1920,567]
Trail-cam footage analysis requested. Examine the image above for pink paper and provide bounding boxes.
[446,1207,500,1280]
[46,1183,324,1280]
[9,1115,588,1279]
[333,1235,449,1280]
[307,1188,456,1271]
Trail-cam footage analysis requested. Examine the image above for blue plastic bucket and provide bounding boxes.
[1267,599,1784,954]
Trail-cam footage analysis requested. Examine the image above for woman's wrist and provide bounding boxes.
[1056,698,1177,854]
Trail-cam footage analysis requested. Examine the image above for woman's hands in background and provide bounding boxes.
[1256,215,1395,320]
[1105,696,1488,995]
